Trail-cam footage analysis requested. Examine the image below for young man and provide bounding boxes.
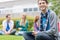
[23,0,58,40]
[0,14,16,35]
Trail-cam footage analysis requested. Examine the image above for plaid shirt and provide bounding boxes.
[40,10,50,31]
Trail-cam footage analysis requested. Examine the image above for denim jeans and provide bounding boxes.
[23,32,55,40]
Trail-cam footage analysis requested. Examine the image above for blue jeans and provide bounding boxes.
[23,32,55,40]
[23,32,35,40]
[35,32,55,40]
[0,29,16,35]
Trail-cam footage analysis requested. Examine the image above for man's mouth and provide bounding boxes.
[40,6,46,10]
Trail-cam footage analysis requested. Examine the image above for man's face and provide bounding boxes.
[7,16,11,21]
[38,0,48,11]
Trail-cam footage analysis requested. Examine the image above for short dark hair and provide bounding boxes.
[6,14,11,18]
[38,0,48,4]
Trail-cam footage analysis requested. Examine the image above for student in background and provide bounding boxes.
[34,16,39,31]
[0,14,16,35]
[15,14,29,35]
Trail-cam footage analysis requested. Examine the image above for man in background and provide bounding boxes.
[0,14,16,35]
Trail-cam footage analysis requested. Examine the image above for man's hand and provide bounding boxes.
[7,31,10,34]
[32,31,38,36]
[5,31,10,35]
[5,32,8,35]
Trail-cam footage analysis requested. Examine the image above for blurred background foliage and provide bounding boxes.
[48,0,60,16]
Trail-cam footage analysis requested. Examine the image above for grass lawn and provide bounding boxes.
[0,35,24,40]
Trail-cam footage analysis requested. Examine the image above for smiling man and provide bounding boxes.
[23,0,58,40]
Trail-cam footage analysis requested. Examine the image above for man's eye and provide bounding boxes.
[39,3,41,5]
[42,2,45,4]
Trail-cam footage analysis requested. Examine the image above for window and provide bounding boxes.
[33,8,38,11]
[23,8,27,12]
[29,8,32,11]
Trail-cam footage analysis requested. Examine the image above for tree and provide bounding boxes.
[48,0,60,15]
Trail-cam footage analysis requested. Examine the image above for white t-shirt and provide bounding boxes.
[2,20,14,30]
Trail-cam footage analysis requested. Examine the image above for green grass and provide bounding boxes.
[0,35,24,40]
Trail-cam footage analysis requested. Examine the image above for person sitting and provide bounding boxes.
[23,0,58,40]
[15,14,29,35]
[34,16,40,31]
[0,14,16,35]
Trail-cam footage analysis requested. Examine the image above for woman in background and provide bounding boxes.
[34,16,40,31]
[15,14,29,35]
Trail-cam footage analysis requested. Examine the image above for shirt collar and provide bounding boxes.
[40,9,49,14]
